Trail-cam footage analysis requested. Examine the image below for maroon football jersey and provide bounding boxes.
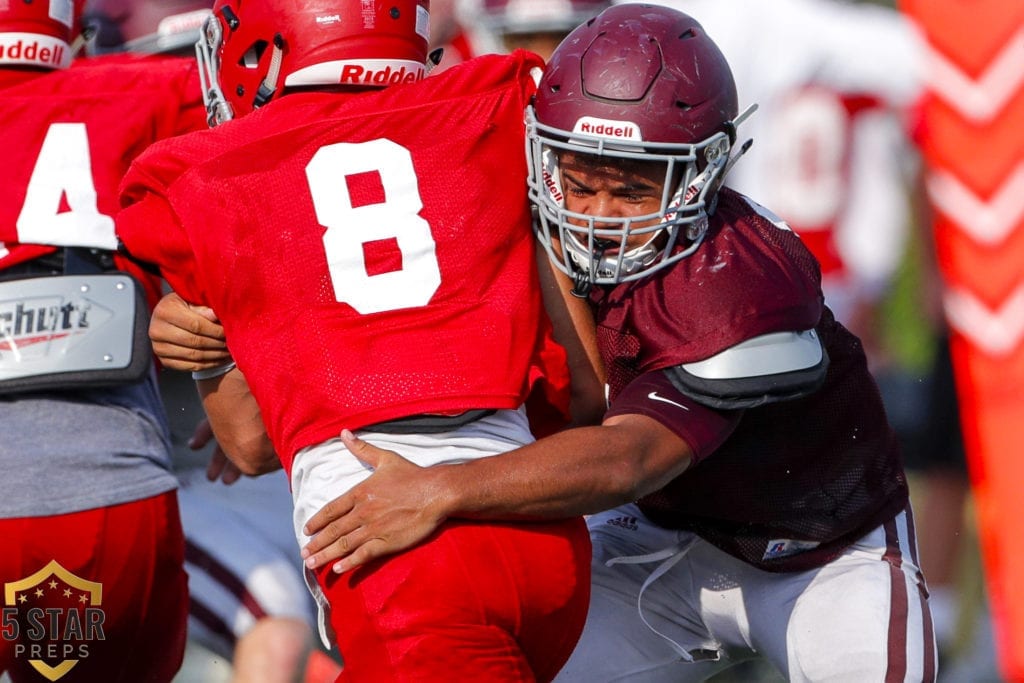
[118,52,566,473]
[594,188,908,571]
[0,53,205,305]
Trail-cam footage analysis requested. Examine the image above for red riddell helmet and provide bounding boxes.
[0,0,84,69]
[82,0,213,56]
[197,0,430,126]
[476,0,609,37]
[526,3,752,289]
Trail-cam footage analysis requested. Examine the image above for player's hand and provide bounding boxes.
[190,417,272,484]
[301,430,450,574]
[190,417,243,485]
[150,292,232,372]
[206,448,244,485]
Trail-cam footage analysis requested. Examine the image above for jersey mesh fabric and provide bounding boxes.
[0,54,204,516]
[592,189,908,572]
[0,54,204,309]
[118,51,565,472]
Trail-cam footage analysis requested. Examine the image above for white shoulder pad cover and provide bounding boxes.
[665,330,829,410]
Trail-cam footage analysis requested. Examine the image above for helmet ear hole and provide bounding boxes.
[199,0,429,121]
[240,40,267,68]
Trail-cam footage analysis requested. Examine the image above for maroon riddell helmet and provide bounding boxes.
[197,0,430,126]
[0,0,84,69]
[526,3,755,289]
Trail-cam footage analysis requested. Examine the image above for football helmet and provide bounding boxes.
[197,0,430,127]
[82,0,212,56]
[476,0,609,38]
[526,3,754,291]
[0,0,82,69]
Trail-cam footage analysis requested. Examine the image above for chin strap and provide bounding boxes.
[720,103,758,179]
[253,33,285,109]
[68,25,97,58]
[723,138,754,179]
[570,269,592,298]
[425,48,444,75]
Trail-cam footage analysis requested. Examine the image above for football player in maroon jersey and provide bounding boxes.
[116,0,602,680]
[0,1,205,680]
[300,5,938,681]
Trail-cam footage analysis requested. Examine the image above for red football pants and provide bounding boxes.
[0,491,188,683]
[318,517,591,682]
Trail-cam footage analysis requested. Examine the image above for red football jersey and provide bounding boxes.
[118,51,565,472]
[595,188,909,571]
[0,53,205,304]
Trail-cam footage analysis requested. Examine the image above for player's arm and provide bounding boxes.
[195,367,280,476]
[301,370,743,573]
[301,326,828,572]
[149,291,279,476]
[535,244,606,426]
[300,413,692,574]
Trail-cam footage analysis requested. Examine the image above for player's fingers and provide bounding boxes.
[151,340,232,372]
[332,542,385,574]
[206,448,228,481]
[303,494,356,535]
[149,306,226,347]
[340,429,387,469]
[191,418,215,449]
[220,460,243,485]
[303,523,366,569]
[304,513,360,555]
[155,291,224,329]
[150,335,229,355]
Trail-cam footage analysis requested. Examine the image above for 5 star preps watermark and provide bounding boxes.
[2,561,105,681]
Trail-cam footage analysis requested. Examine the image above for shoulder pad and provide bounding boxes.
[665,329,829,409]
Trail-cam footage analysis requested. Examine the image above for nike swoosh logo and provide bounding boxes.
[648,392,690,411]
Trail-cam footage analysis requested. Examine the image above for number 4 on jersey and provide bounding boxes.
[17,122,117,250]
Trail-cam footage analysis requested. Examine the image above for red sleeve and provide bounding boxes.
[116,188,204,305]
[605,370,742,465]
[168,60,207,137]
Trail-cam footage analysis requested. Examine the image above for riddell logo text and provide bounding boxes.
[542,168,564,203]
[0,40,65,66]
[339,64,424,86]
[578,122,636,139]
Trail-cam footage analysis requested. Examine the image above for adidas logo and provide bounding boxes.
[605,516,638,531]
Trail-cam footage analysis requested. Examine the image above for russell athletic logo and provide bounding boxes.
[3,561,106,681]
[0,34,71,69]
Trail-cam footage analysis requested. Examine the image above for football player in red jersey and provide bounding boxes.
[0,1,205,680]
[300,5,938,681]
[115,0,600,680]
[82,2,343,680]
